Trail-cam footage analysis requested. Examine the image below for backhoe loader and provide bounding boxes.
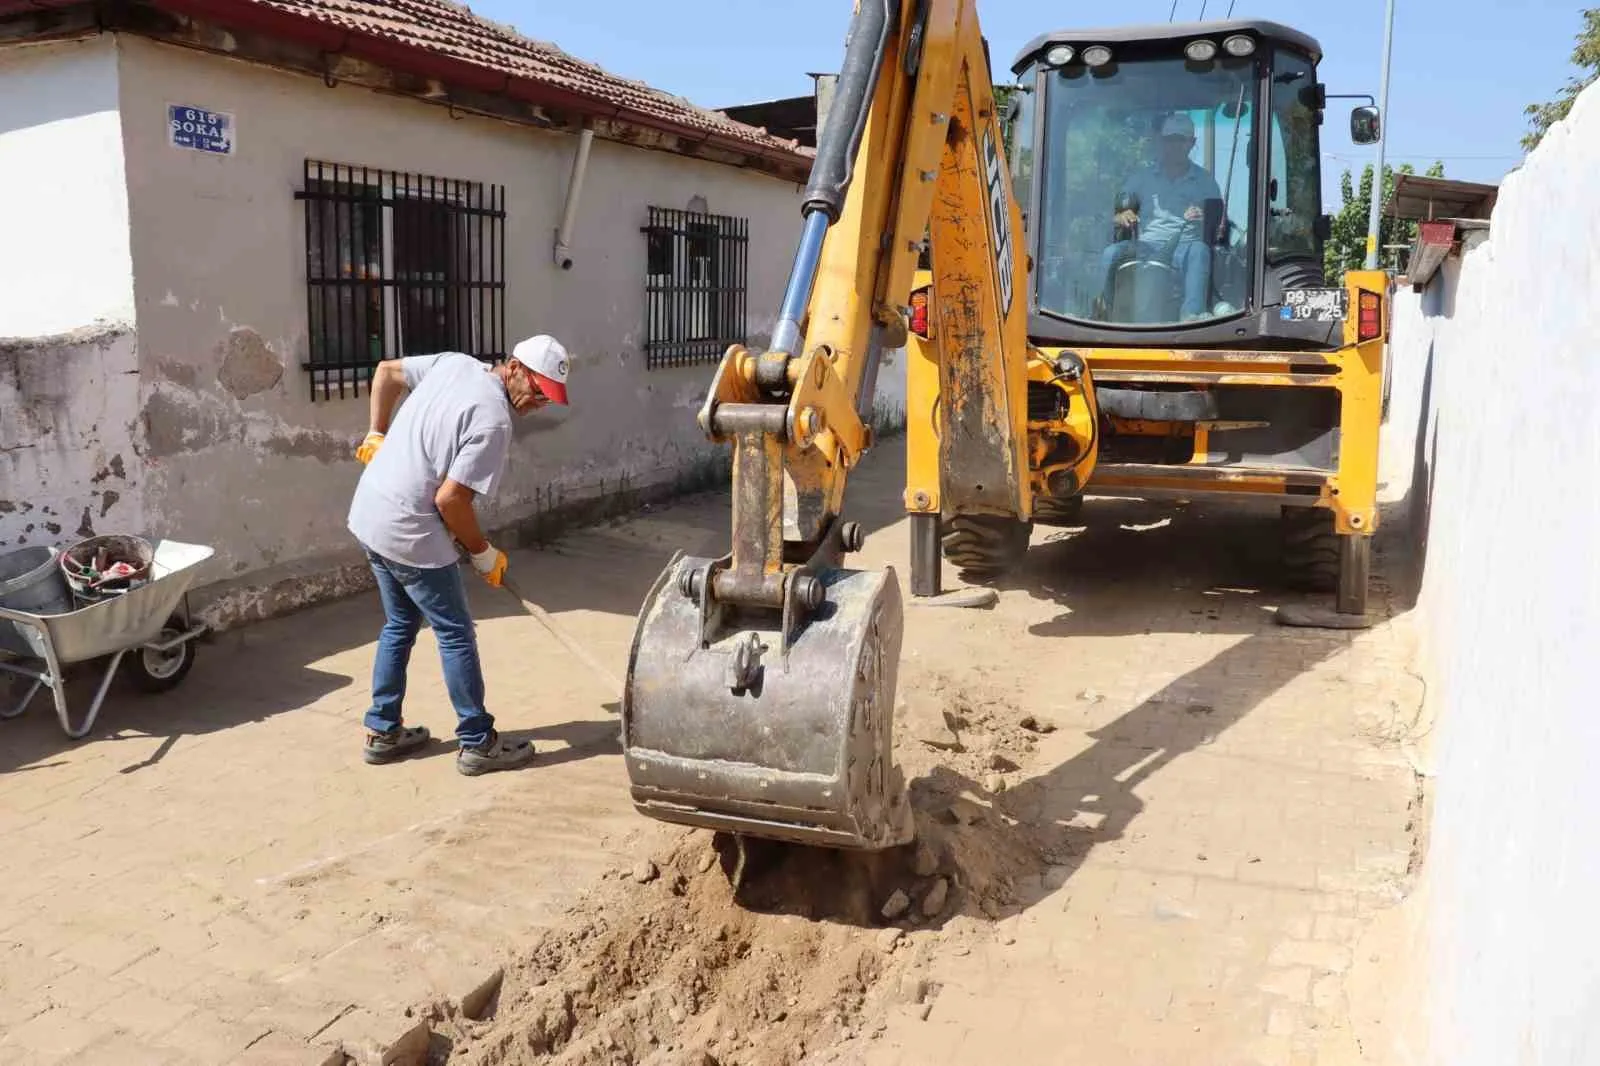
[621,1,1389,852]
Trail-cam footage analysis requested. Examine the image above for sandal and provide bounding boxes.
[457,730,536,776]
[364,724,431,764]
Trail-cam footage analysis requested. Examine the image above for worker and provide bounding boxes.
[1096,113,1224,322]
[346,336,571,775]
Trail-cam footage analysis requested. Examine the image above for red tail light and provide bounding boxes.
[1357,290,1382,341]
[909,288,930,339]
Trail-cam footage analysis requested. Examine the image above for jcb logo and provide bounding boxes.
[982,130,1014,316]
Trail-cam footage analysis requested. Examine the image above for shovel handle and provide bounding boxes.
[499,576,625,697]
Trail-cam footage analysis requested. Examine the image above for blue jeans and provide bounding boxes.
[1100,238,1212,319]
[362,547,495,748]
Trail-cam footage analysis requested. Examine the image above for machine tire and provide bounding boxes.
[940,515,1032,579]
[1031,494,1085,527]
[1280,507,1340,593]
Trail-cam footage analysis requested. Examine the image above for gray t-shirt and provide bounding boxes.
[1125,161,1223,244]
[347,352,513,569]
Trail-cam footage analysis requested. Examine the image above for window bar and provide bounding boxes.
[335,162,348,400]
[735,216,745,350]
[646,214,652,370]
[431,173,443,356]
[446,175,458,353]
[359,163,370,395]
[497,183,505,359]
[398,171,412,356]
[303,159,315,402]
[644,210,652,370]
[472,181,483,359]
[675,209,686,368]
[376,167,388,368]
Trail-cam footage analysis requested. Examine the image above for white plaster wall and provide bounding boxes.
[112,35,808,608]
[0,36,135,336]
[0,37,144,551]
[1384,81,1600,1066]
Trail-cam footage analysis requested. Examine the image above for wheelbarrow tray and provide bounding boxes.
[0,540,214,664]
[0,540,214,739]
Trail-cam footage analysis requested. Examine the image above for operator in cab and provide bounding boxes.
[1095,113,1224,323]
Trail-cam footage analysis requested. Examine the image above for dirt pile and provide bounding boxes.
[384,676,1062,1066]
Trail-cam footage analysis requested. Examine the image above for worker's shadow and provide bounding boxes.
[499,716,622,769]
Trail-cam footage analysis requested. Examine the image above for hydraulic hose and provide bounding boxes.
[771,0,898,357]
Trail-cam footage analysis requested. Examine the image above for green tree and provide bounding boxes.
[1323,160,1445,281]
[1523,8,1600,151]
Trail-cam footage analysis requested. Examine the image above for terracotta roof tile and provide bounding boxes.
[239,0,811,161]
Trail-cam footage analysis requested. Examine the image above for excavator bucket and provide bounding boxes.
[621,552,915,851]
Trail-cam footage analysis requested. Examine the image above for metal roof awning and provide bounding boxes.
[1386,174,1500,223]
[1385,175,1500,288]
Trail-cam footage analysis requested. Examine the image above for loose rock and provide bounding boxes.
[459,966,504,1021]
[921,878,949,917]
[902,694,965,751]
[881,889,911,920]
[912,840,940,878]
[878,927,905,951]
[632,860,660,884]
[1018,714,1058,734]
[985,774,1007,794]
[697,851,716,873]
[381,1019,432,1066]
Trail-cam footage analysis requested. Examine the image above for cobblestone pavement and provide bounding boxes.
[0,449,1425,1065]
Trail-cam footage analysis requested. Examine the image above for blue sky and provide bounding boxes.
[474,0,1588,205]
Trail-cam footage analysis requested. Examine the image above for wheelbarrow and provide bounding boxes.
[0,539,215,739]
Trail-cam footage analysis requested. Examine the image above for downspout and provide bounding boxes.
[553,122,594,270]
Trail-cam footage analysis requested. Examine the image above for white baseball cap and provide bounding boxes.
[1160,113,1196,139]
[512,335,570,405]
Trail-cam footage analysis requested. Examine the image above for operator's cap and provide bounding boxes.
[1160,113,1196,139]
[512,335,570,405]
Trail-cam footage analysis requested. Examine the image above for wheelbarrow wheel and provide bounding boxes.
[126,615,196,693]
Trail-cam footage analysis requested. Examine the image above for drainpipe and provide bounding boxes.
[553,123,594,270]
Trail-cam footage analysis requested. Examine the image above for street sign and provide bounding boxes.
[168,105,234,155]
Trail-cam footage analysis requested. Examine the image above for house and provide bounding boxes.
[0,0,832,626]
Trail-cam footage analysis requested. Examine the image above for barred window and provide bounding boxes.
[296,160,506,400]
[642,206,749,370]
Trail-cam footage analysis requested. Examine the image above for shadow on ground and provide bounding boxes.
[704,478,1422,929]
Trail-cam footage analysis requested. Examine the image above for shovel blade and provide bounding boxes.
[621,554,914,851]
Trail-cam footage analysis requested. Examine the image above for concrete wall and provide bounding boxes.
[107,35,808,622]
[1382,81,1600,1066]
[0,36,145,547]
[0,36,134,336]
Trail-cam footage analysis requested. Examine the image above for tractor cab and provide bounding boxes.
[1007,20,1373,351]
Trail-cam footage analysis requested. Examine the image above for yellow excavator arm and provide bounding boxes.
[621,0,1084,851]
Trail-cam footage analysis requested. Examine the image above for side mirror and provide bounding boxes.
[1350,105,1381,145]
[1314,214,1333,241]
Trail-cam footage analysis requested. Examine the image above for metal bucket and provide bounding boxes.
[0,546,75,657]
[59,535,154,604]
[621,553,915,851]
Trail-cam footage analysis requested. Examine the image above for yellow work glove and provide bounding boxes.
[356,431,384,465]
[469,543,508,588]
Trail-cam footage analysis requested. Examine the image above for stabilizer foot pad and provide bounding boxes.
[1275,604,1377,630]
[909,588,999,610]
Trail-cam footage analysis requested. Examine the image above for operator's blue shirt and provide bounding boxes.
[1123,161,1223,244]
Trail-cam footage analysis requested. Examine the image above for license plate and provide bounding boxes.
[1280,288,1349,322]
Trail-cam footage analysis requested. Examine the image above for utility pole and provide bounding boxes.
[1364,0,1396,270]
